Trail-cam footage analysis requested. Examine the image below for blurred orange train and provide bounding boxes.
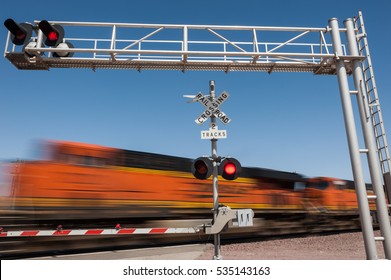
[1,140,375,224]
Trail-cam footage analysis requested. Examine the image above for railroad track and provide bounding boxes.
[0,213,363,259]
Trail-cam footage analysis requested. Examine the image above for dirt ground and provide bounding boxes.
[197,231,386,260]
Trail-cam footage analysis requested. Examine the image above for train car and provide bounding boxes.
[4,140,306,223]
[305,177,376,211]
[1,140,374,234]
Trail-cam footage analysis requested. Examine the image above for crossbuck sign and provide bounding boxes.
[194,91,231,125]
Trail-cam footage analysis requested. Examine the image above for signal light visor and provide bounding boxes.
[4,19,33,46]
[38,20,64,47]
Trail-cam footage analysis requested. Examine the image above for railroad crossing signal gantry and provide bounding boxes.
[4,18,360,73]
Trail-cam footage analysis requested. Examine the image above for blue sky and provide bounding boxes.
[1,0,390,182]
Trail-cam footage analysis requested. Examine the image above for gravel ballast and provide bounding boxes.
[198,231,386,260]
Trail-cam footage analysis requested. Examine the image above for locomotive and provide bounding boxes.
[0,140,377,233]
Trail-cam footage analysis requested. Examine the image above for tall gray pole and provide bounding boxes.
[344,18,391,259]
[329,18,378,259]
[209,80,222,260]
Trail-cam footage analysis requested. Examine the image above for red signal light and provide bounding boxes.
[38,20,64,47]
[224,162,236,175]
[37,20,73,57]
[219,158,241,180]
[15,30,26,40]
[191,157,213,180]
[48,31,58,41]
[195,161,208,175]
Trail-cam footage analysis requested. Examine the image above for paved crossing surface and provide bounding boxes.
[28,244,213,260]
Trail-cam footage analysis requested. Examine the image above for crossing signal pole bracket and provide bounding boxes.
[204,206,254,234]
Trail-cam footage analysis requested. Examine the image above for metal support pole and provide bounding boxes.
[182,26,188,63]
[329,18,378,260]
[345,18,391,259]
[209,80,222,260]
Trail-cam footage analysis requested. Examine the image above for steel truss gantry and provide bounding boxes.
[5,19,358,73]
[3,11,391,260]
